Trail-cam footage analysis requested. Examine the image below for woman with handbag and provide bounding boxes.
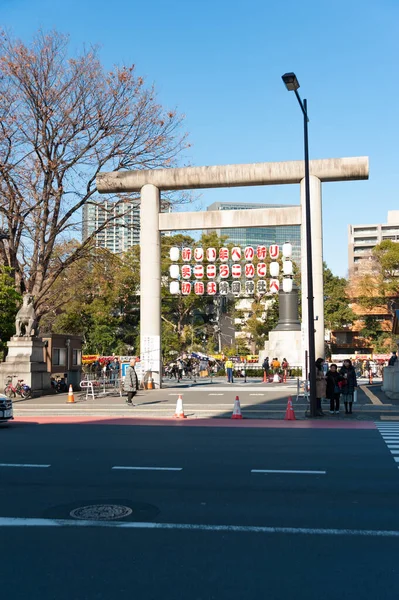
[339,359,358,414]
[326,363,344,414]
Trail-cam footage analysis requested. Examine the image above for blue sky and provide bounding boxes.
[2,0,398,276]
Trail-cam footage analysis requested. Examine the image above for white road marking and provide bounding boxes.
[250,394,264,396]
[390,451,399,454]
[0,463,51,468]
[251,469,326,475]
[387,445,399,449]
[208,393,224,396]
[112,466,182,471]
[1,517,399,537]
[394,457,399,463]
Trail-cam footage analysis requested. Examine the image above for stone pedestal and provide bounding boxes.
[260,286,302,368]
[382,365,399,400]
[263,330,303,367]
[0,337,51,395]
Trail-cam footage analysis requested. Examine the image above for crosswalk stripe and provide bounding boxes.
[376,422,399,470]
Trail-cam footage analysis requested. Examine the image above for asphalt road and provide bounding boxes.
[1,421,399,599]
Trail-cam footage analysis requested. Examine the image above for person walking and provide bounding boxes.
[281,358,289,382]
[339,359,358,414]
[315,357,326,416]
[225,358,234,383]
[326,363,343,414]
[388,351,397,367]
[262,356,269,381]
[124,357,139,406]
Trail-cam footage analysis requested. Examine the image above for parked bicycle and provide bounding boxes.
[4,376,32,399]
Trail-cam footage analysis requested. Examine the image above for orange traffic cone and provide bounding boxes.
[174,394,186,419]
[263,371,267,383]
[147,378,153,390]
[232,395,243,419]
[67,384,75,404]
[284,396,296,421]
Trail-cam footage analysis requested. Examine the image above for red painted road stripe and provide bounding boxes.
[12,417,376,429]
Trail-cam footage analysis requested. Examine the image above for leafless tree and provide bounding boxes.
[0,30,189,317]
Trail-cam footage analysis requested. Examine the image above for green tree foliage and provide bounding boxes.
[236,298,279,352]
[323,263,355,330]
[0,266,22,357]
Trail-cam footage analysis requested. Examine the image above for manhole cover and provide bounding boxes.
[70,504,132,521]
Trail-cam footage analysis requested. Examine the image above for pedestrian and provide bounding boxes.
[339,359,358,415]
[124,357,139,406]
[282,358,289,381]
[272,357,280,374]
[326,363,343,414]
[315,357,326,416]
[225,358,234,383]
[177,358,184,382]
[388,351,397,367]
[262,356,269,380]
[109,357,120,384]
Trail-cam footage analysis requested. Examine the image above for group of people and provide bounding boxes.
[315,358,357,417]
[89,358,120,383]
[262,357,289,377]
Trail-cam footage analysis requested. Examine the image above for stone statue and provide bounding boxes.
[15,294,38,337]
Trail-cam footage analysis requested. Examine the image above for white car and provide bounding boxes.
[0,394,13,424]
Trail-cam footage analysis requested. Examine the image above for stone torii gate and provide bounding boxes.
[97,156,369,388]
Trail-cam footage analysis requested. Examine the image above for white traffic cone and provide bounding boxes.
[231,395,243,419]
[174,394,186,419]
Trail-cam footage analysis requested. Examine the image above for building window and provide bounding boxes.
[72,349,82,366]
[53,348,67,366]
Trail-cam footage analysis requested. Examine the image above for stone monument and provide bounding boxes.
[0,294,51,395]
[260,285,302,367]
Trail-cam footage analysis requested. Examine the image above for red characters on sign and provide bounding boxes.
[219,247,229,262]
[220,264,229,278]
[206,247,217,262]
[182,248,192,262]
[194,247,204,262]
[257,263,267,277]
[269,244,279,259]
[270,278,280,293]
[181,265,191,279]
[244,246,255,261]
[206,264,216,279]
[207,282,217,295]
[256,246,267,259]
[232,264,241,278]
[194,265,204,279]
[231,247,241,261]
[194,282,204,295]
[245,263,255,278]
[182,282,192,295]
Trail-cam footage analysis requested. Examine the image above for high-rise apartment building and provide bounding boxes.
[82,200,140,253]
[206,201,301,263]
[348,210,399,272]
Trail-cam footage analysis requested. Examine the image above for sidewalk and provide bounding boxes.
[9,379,399,421]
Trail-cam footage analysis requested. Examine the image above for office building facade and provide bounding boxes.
[348,210,399,273]
[206,201,301,264]
[82,200,140,253]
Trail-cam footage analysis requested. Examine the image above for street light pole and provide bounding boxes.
[281,73,317,418]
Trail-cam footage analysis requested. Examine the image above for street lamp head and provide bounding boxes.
[281,72,300,92]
